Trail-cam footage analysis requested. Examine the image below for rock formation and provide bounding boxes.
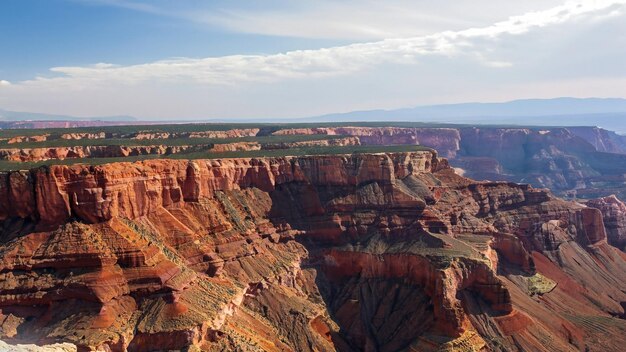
[0,151,625,351]
[60,132,107,140]
[209,142,262,152]
[7,135,50,144]
[586,195,626,251]
[0,145,212,162]
[273,127,461,158]
[6,125,626,202]
[3,128,261,148]
[262,136,360,150]
[132,128,260,140]
[272,126,626,200]
[187,129,260,139]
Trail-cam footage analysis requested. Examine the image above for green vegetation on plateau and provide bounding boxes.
[0,145,432,172]
[0,134,345,149]
[0,121,577,140]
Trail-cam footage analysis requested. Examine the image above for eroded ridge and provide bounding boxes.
[0,151,625,351]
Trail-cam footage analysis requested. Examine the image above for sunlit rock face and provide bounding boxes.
[1,151,625,351]
[0,145,212,162]
[586,195,626,251]
[273,125,626,201]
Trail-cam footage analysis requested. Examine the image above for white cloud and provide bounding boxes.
[0,80,11,87]
[2,0,625,119]
[15,0,626,89]
[197,1,569,40]
[73,0,162,14]
[76,0,568,40]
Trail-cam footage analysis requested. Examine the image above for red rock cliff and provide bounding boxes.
[0,151,625,352]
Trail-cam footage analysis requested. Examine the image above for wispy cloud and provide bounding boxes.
[72,0,162,15]
[3,1,625,119]
[18,0,626,88]
[72,0,568,40]
[195,1,569,40]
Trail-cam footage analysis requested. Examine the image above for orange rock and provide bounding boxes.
[0,151,625,352]
[209,142,261,152]
[586,195,626,250]
[0,144,211,162]
[273,127,461,158]
[60,132,107,140]
[7,134,49,144]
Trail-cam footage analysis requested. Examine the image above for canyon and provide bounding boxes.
[0,150,625,351]
[0,145,212,162]
[272,126,626,199]
[0,139,361,163]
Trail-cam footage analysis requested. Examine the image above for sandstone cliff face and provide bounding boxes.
[455,127,619,196]
[0,340,77,351]
[273,127,461,158]
[3,128,261,148]
[132,128,260,140]
[263,136,360,150]
[0,144,211,162]
[568,126,626,154]
[209,142,262,152]
[0,152,625,352]
[0,152,438,225]
[7,134,50,144]
[586,195,626,251]
[188,128,260,139]
[60,132,107,140]
[272,126,626,200]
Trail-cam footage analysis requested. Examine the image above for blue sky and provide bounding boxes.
[1,0,625,119]
[0,0,347,81]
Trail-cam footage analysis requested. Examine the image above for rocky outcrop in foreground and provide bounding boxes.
[0,152,625,351]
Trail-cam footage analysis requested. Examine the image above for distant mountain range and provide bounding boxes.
[3,97,626,132]
[304,97,626,133]
[0,108,136,122]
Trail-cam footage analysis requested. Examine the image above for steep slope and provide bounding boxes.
[272,126,626,200]
[0,144,212,162]
[0,152,625,351]
[586,195,626,251]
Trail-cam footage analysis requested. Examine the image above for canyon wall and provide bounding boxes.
[6,125,625,200]
[274,126,626,199]
[0,152,625,351]
[586,195,626,251]
[0,144,211,162]
[273,127,461,158]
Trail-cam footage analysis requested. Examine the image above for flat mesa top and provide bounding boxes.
[0,122,444,171]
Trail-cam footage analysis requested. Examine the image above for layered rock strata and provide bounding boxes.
[586,195,626,251]
[60,133,107,140]
[0,145,211,162]
[4,128,261,146]
[131,128,260,140]
[0,152,625,351]
[7,135,50,144]
[273,127,461,158]
[272,126,626,200]
[209,142,262,152]
[262,137,360,150]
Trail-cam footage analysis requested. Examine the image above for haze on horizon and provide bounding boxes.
[1,0,626,120]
